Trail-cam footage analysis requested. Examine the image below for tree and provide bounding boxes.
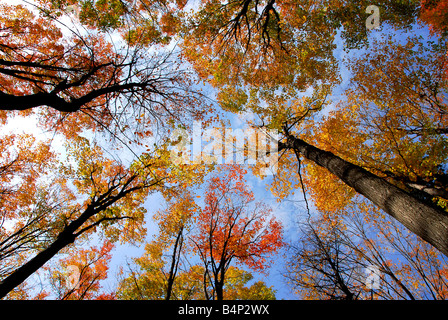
[285,217,364,300]
[223,266,276,300]
[273,34,448,257]
[179,0,448,258]
[278,129,448,257]
[419,0,448,35]
[300,35,448,212]
[286,197,448,299]
[117,260,276,300]
[0,0,212,299]
[346,34,448,137]
[116,167,281,301]
[0,136,209,299]
[0,2,208,143]
[180,0,421,120]
[181,0,339,116]
[153,193,198,300]
[119,192,199,300]
[191,165,283,300]
[45,240,115,300]
[4,0,448,301]
[0,133,58,278]
[116,242,169,300]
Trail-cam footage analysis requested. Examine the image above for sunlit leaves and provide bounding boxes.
[419,0,448,35]
[286,196,448,299]
[193,165,283,273]
[46,240,115,299]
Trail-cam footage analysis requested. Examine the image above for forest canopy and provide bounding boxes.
[0,0,447,301]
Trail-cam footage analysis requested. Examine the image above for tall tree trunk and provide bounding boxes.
[165,228,183,300]
[0,180,141,299]
[0,203,102,299]
[0,228,76,299]
[215,276,224,301]
[280,133,448,257]
[214,264,226,300]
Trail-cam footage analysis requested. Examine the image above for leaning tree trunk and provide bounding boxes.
[0,203,100,299]
[280,133,448,257]
[0,230,76,299]
[165,228,183,300]
[0,178,142,299]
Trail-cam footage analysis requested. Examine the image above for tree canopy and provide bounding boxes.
[0,0,448,301]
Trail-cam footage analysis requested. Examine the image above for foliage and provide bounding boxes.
[1,0,448,301]
[286,197,448,300]
[116,166,281,300]
[193,165,283,271]
[45,240,115,300]
[419,0,448,35]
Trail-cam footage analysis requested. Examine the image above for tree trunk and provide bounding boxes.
[0,230,76,299]
[214,265,226,300]
[406,183,448,199]
[280,134,448,257]
[0,204,99,299]
[165,228,183,300]
[0,175,144,299]
[215,279,224,300]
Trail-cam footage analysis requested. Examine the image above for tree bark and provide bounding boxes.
[215,276,224,301]
[406,183,448,199]
[280,133,448,257]
[214,261,227,301]
[0,204,99,299]
[0,177,143,299]
[165,228,183,300]
[0,82,149,113]
[0,232,75,299]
